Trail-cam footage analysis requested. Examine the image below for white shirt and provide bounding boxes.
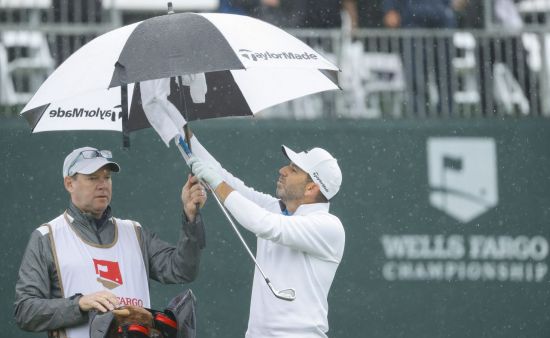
[191,136,345,338]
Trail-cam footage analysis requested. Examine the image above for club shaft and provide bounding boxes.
[206,182,271,282]
[205,181,295,301]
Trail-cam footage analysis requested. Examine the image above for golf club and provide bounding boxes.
[175,135,296,302]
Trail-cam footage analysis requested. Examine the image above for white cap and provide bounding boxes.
[282,145,342,200]
[62,147,120,177]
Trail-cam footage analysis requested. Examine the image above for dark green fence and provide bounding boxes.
[1,117,549,337]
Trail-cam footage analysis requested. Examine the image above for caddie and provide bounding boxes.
[14,146,207,337]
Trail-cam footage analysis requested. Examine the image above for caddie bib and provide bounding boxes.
[47,213,150,338]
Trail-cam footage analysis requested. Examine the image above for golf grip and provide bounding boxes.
[178,132,200,211]
[175,135,206,249]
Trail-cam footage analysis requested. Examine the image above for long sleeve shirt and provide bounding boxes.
[191,136,345,338]
[14,202,204,333]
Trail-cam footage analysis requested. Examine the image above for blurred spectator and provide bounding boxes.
[221,0,358,29]
[218,0,306,28]
[382,0,459,28]
[303,0,358,29]
[248,0,307,28]
[456,0,522,29]
[455,0,484,28]
[381,0,462,115]
[218,0,253,14]
[356,0,385,28]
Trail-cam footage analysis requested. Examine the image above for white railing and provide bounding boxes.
[265,27,550,118]
[1,1,549,118]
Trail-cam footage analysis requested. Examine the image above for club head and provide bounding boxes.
[274,288,296,301]
[267,281,296,301]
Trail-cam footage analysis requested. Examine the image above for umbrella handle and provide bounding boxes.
[176,134,192,162]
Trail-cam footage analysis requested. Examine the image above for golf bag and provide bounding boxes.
[89,289,197,338]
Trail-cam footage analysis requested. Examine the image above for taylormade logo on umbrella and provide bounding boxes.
[48,106,122,122]
[239,49,318,62]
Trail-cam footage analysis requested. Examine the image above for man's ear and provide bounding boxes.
[64,176,74,193]
[304,181,320,198]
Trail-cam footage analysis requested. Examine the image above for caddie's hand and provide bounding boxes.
[182,174,207,221]
[188,156,223,190]
[78,290,119,313]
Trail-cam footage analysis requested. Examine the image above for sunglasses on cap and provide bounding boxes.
[67,149,113,176]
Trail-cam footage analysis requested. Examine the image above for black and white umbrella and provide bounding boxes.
[20,12,339,143]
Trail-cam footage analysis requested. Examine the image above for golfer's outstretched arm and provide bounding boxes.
[14,230,86,332]
[189,134,278,208]
[191,166,344,262]
[222,188,345,261]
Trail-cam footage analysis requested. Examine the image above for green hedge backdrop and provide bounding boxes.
[1,117,549,337]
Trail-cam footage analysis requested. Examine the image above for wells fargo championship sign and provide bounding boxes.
[381,137,547,284]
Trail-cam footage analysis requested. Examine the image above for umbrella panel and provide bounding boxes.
[110,13,244,88]
[128,72,251,132]
[127,67,339,133]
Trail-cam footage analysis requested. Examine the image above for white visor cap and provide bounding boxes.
[282,145,342,200]
[62,146,120,177]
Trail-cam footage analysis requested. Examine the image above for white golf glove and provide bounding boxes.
[188,156,223,190]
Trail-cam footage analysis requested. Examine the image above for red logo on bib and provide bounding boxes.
[93,259,123,289]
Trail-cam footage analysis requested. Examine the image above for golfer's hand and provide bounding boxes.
[182,174,207,222]
[188,156,223,190]
[78,290,119,313]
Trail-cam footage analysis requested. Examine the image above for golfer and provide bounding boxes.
[188,134,345,338]
[14,146,207,338]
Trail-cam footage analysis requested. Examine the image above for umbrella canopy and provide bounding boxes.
[20,12,340,135]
